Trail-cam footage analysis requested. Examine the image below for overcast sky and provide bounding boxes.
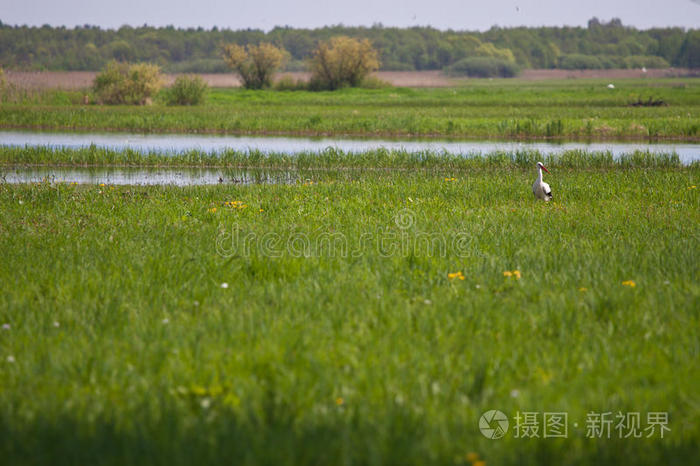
[1,0,698,31]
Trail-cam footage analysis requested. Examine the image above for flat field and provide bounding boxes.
[0,148,699,465]
[4,69,692,90]
[1,78,699,140]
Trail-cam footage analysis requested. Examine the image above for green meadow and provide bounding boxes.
[1,78,699,139]
[1,76,699,464]
[1,149,699,464]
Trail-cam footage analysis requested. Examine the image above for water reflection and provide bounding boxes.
[1,167,298,186]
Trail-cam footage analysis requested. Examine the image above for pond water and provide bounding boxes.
[2,131,697,184]
[0,167,298,186]
[1,130,698,163]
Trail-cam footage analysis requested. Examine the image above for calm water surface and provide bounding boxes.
[2,131,697,185]
[1,131,698,163]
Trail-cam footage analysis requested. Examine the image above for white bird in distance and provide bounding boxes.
[532,162,553,201]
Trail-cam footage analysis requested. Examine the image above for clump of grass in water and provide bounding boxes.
[0,146,683,169]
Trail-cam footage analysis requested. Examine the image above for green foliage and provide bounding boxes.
[308,37,380,90]
[677,30,700,68]
[624,55,670,68]
[93,61,163,105]
[558,54,605,70]
[165,74,208,105]
[473,42,516,62]
[445,57,520,78]
[167,58,229,73]
[0,21,695,72]
[357,75,392,89]
[273,75,308,91]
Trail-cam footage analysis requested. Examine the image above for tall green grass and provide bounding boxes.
[0,145,686,170]
[0,167,698,465]
[1,79,698,139]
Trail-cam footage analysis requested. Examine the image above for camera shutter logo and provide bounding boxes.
[479,410,509,439]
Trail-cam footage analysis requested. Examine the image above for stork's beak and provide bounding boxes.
[541,165,550,173]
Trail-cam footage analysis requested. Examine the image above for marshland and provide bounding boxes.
[1,16,699,466]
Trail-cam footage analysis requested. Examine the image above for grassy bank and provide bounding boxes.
[0,145,688,170]
[1,166,699,465]
[1,78,699,140]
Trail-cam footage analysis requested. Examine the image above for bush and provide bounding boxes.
[308,37,380,90]
[164,74,208,105]
[93,61,163,105]
[358,75,392,89]
[222,43,287,89]
[445,57,520,78]
[0,66,8,102]
[273,75,308,91]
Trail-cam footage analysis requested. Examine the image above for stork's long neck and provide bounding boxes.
[537,167,543,184]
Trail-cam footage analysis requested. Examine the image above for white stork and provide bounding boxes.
[532,162,552,201]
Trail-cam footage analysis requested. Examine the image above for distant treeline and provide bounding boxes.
[1,18,698,72]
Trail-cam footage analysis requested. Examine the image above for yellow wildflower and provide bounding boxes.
[688,185,696,190]
[503,271,513,277]
[622,280,636,287]
[473,461,486,466]
[579,287,588,292]
[448,272,465,280]
[335,397,344,406]
[465,452,479,463]
[513,270,521,279]
[208,207,217,213]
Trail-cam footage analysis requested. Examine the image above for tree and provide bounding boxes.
[677,30,700,68]
[308,36,380,90]
[221,43,287,89]
[473,42,516,63]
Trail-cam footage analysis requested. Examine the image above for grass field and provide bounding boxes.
[1,78,699,140]
[1,75,699,464]
[1,150,699,464]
